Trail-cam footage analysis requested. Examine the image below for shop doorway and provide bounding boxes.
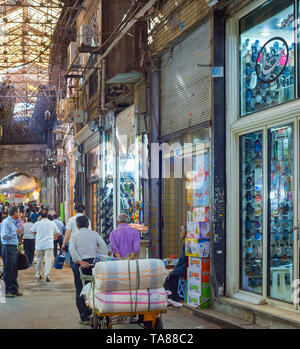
[239,120,300,306]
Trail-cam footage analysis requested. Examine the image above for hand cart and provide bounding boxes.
[79,264,167,329]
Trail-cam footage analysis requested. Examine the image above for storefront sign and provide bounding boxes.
[256,37,289,83]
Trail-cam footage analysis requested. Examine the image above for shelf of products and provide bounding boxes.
[240,131,263,294]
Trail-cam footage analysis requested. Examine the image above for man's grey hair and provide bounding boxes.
[117,213,129,224]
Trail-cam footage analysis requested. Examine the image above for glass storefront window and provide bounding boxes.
[118,135,144,224]
[268,125,293,302]
[162,129,210,258]
[240,0,295,117]
[100,132,114,241]
[240,131,263,294]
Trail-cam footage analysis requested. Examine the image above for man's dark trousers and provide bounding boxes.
[23,239,35,265]
[1,244,19,294]
[163,272,182,302]
[71,258,93,322]
[53,235,63,258]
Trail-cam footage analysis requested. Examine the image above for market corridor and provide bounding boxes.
[0,260,222,330]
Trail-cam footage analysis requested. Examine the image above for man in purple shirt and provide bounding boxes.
[109,214,140,259]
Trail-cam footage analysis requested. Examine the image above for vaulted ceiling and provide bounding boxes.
[0,0,63,121]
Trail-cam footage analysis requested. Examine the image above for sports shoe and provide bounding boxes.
[5,293,15,298]
[15,290,23,296]
[45,276,51,282]
[36,275,42,280]
[79,320,90,325]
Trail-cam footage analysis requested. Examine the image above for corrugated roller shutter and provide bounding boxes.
[160,20,211,138]
[116,105,136,139]
[84,132,100,153]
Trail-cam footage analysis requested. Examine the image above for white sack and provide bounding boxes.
[86,288,167,313]
[93,258,168,291]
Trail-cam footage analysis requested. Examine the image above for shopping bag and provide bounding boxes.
[54,252,65,269]
[17,252,30,270]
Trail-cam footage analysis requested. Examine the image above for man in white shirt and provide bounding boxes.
[31,210,59,282]
[62,204,91,255]
[69,215,107,325]
[22,217,35,266]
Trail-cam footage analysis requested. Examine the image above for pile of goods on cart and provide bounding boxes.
[80,256,169,329]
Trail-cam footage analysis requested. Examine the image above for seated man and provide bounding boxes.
[163,225,188,302]
[69,215,108,325]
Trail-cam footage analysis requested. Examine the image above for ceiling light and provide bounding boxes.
[260,32,271,37]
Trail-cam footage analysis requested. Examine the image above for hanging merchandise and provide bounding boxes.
[117,106,144,225]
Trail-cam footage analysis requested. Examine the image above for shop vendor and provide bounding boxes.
[163,225,188,302]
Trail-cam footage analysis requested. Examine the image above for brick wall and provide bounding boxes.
[149,0,211,55]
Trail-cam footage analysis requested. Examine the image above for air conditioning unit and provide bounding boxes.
[206,0,219,7]
[79,24,93,46]
[68,41,82,68]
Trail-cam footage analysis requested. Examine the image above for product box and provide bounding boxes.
[198,240,210,257]
[188,257,210,272]
[185,238,200,257]
[187,267,210,283]
[187,291,211,309]
[187,280,210,297]
[186,222,210,240]
[192,207,210,222]
[186,222,201,239]
[199,222,210,239]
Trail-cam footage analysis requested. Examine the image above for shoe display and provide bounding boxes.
[240,36,295,117]
[241,132,263,292]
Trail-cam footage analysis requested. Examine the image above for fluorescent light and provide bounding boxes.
[260,32,271,37]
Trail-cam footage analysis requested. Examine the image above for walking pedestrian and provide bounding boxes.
[0,206,23,298]
[69,215,108,325]
[22,217,35,266]
[109,213,140,259]
[62,204,91,254]
[53,214,64,258]
[31,210,59,282]
[31,208,40,223]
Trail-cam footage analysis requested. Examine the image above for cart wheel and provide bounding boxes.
[154,317,164,329]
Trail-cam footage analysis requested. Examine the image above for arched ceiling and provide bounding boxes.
[0,0,63,122]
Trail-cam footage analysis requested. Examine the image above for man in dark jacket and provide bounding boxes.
[163,225,188,302]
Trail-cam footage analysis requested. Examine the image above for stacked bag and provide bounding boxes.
[82,259,169,314]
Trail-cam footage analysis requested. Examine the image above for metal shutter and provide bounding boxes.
[116,105,136,139]
[160,20,211,138]
[84,132,100,153]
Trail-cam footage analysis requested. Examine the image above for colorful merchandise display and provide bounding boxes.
[240,1,295,117]
[185,211,211,308]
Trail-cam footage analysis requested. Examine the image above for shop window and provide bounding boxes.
[268,125,293,302]
[118,135,144,224]
[162,129,210,258]
[239,132,263,294]
[240,0,295,117]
